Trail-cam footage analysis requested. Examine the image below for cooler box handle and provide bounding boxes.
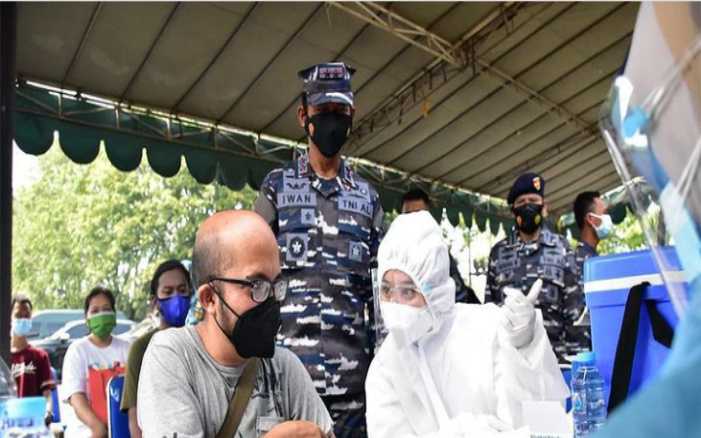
[608,282,674,413]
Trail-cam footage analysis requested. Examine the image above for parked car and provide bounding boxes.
[30,319,135,379]
[28,309,128,341]
[121,315,159,344]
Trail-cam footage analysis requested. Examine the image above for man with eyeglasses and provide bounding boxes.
[137,211,333,437]
[255,62,384,437]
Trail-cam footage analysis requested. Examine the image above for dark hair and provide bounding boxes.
[84,286,116,315]
[11,294,32,311]
[574,191,601,230]
[401,188,432,210]
[150,259,191,296]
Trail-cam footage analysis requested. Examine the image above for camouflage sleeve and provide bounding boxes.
[369,199,385,265]
[366,197,385,357]
[484,245,500,304]
[253,172,278,235]
[562,243,584,323]
[562,242,591,353]
[575,251,585,299]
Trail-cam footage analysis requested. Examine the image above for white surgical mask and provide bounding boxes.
[380,301,433,346]
[590,213,613,239]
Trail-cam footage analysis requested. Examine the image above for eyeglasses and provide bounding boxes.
[380,282,421,303]
[208,276,287,303]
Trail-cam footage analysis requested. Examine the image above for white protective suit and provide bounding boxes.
[366,211,569,438]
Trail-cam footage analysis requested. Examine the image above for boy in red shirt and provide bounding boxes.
[10,294,55,424]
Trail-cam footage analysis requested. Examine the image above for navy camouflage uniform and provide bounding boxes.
[449,254,481,304]
[255,152,383,437]
[574,241,598,280]
[485,227,586,361]
[572,240,598,350]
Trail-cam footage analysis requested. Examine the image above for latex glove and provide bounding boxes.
[501,279,542,349]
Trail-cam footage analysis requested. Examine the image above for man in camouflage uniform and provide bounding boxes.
[485,173,584,362]
[255,62,383,438]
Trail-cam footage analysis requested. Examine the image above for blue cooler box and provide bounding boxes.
[584,247,686,406]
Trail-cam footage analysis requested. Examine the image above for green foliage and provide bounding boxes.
[12,147,257,320]
[596,211,647,255]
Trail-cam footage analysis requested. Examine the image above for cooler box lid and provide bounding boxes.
[584,247,686,306]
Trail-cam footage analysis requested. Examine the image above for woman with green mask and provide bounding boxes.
[62,287,131,438]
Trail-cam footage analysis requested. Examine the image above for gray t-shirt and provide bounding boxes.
[137,325,333,437]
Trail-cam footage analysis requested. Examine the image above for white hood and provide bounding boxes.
[367,214,569,438]
[377,211,456,329]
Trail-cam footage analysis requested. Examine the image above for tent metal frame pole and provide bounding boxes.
[331,1,593,143]
[0,2,17,364]
[343,2,527,152]
[330,2,461,65]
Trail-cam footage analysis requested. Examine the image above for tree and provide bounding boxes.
[12,146,258,320]
[596,211,647,255]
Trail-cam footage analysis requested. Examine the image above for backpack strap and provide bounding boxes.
[215,358,260,438]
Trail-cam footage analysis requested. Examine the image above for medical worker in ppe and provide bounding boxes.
[365,211,568,438]
[594,2,701,437]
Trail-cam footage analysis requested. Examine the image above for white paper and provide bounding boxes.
[521,400,572,438]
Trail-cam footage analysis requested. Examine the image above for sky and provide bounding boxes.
[11,142,40,191]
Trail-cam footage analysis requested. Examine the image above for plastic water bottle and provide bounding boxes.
[571,351,607,437]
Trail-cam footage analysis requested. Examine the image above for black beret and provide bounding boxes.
[507,172,545,205]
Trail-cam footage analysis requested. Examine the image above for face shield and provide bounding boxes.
[372,267,388,349]
[372,267,434,349]
[599,4,701,318]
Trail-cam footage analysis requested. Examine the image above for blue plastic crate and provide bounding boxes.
[584,247,687,406]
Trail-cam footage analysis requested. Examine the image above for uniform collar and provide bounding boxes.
[509,226,557,247]
[577,240,599,257]
[296,151,358,190]
[538,227,559,247]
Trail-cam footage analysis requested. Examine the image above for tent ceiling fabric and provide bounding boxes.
[16,1,637,217]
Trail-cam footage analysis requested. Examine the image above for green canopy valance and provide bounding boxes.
[14,81,587,233]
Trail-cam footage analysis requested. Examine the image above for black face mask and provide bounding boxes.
[513,203,544,234]
[214,291,281,359]
[305,111,352,158]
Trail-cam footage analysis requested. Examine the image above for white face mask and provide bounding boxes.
[380,301,433,346]
[590,213,613,239]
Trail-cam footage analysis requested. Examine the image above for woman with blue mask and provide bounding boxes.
[120,259,192,438]
[594,3,701,437]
